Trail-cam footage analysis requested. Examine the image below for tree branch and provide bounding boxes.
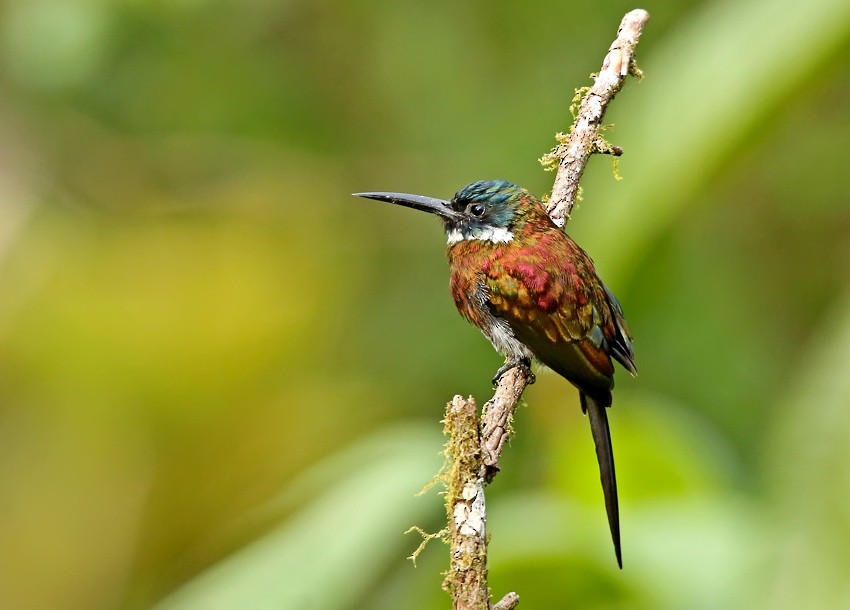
[441,10,649,609]
[548,8,650,226]
[480,366,534,482]
[443,395,489,609]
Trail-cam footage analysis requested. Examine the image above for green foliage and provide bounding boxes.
[0,1,848,609]
[152,426,444,610]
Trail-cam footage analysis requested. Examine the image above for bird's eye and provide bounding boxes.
[469,203,485,217]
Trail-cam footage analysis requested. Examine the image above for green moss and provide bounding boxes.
[571,85,592,118]
[406,525,448,566]
[442,397,483,513]
[406,396,484,568]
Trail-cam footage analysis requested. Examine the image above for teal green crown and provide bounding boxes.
[452,180,527,206]
[449,180,529,231]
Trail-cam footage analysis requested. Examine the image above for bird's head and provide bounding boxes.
[354,180,542,245]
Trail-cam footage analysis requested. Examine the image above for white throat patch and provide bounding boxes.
[446,226,514,245]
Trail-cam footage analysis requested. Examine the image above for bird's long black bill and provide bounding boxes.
[582,392,622,569]
[353,191,459,220]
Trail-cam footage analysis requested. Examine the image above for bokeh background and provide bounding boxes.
[0,0,849,608]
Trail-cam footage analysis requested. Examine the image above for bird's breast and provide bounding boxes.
[447,243,534,360]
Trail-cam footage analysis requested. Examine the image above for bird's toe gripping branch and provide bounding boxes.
[492,357,535,387]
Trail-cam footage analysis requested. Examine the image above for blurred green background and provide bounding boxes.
[0,0,849,608]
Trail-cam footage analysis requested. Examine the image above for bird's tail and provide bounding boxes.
[581,392,621,568]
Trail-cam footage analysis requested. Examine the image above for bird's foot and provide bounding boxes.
[492,357,535,386]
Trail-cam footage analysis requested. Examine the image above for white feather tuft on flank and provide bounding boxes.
[446,226,514,245]
[486,317,533,360]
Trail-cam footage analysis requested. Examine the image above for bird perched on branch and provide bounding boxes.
[354,179,636,568]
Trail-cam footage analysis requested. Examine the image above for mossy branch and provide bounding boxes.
[442,395,490,608]
[546,8,649,226]
[439,9,649,610]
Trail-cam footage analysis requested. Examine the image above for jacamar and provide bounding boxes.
[354,179,636,567]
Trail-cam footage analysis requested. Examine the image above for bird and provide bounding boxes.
[354,179,636,568]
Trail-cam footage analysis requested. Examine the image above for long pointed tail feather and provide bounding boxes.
[581,392,621,568]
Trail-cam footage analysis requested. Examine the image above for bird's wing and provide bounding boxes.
[602,283,637,376]
[483,237,622,398]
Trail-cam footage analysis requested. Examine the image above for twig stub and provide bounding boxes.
[492,592,521,610]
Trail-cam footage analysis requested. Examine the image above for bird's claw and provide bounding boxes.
[492,358,535,386]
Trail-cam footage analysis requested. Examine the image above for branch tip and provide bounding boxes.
[546,8,649,225]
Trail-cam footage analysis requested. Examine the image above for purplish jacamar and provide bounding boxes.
[354,179,636,567]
